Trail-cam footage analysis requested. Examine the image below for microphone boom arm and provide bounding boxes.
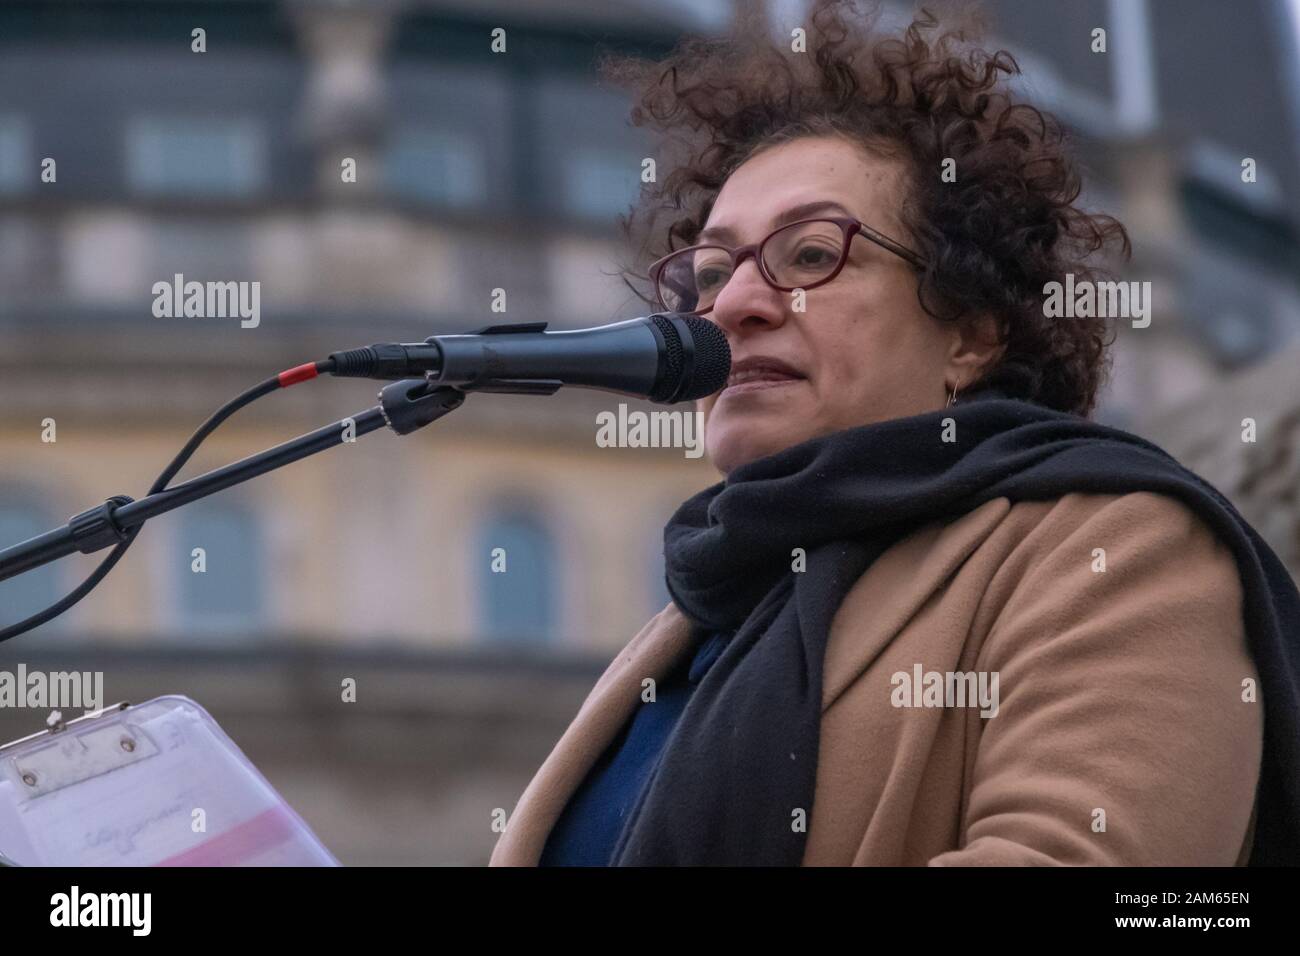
[0,380,464,585]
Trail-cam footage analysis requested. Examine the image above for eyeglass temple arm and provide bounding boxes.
[856,222,927,268]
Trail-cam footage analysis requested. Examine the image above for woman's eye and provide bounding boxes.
[696,268,727,290]
[793,243,836,267]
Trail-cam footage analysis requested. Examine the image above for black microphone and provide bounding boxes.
[327,313,731,404]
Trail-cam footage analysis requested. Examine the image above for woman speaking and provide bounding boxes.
[491,1,1300,866]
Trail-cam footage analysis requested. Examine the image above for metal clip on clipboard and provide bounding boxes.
[0,695,338,866]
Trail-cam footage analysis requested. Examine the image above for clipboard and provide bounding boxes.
[0,695,339,866]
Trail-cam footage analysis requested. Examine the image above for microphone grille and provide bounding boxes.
[679,316,731,401]
[650,313,732,402]
[650,313,685,394]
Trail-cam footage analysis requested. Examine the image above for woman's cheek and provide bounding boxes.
[697,394,719,428]
[820,361,871,430]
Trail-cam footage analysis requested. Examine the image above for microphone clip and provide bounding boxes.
[378,379,466,436]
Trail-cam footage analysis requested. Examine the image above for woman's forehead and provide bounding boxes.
[706,136,906,238]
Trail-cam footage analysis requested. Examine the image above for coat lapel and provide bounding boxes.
[489,603,698,865]
[821,497,1010,711]
[490,499,1014,866]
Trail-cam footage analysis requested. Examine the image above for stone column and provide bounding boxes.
[287,0,404,198]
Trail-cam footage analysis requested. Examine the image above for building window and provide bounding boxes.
[0,491,61,633]
[125,116,266,198]
[562,146,642,222]
[173,499,265,638]
[384,126,486,208]
[476,506,557,643]
[385,62,510,212]
[533,77,652,224]
[0,115,32,195]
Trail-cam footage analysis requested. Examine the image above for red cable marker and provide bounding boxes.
[277,362,320,387]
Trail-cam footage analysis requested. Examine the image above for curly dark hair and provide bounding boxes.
[602,0,1131,417]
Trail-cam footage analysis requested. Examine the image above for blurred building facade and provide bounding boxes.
[1,0,1297,863]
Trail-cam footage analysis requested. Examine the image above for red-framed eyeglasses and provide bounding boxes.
[648,215,927,316]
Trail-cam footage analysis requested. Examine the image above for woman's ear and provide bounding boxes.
[944,313,1005,391]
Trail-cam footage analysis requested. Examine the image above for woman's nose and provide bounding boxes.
[708,258,787,335]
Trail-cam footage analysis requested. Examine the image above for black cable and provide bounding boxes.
[0,359,335,644]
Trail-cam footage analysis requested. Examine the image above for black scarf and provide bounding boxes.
[610,387,1300,866]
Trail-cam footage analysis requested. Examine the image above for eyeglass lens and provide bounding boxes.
[657,219,848,313]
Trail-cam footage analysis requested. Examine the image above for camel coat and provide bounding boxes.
[491,491,1263,866]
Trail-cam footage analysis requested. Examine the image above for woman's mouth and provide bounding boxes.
[722,358,806,395]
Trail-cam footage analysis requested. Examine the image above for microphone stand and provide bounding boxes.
[0,378,464,584]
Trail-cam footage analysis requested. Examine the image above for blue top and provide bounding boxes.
[539,630,729,866]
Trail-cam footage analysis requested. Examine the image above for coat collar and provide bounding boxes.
[488,497,1010,865]
[489,604,697,865]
